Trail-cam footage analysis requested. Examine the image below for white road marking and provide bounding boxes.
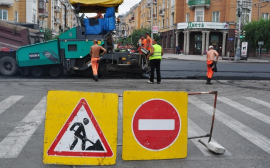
[0,96,46,158]
[139,119,175,130]
[219,97,270,125]
[188,119,232,156]
[245,97,270,109]
[119,97,123,117]
[189,97,270,155]
[0,96,24,115]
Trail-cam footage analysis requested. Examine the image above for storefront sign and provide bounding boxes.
[177,22,229,30]
[153,26,158,34]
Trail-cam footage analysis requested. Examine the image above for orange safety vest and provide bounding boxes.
[145,37,152,51]
[142,39,147,49]
[142,38,152,51]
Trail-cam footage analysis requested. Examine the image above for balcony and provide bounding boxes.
[0,0,14,7]
[54,18,60,24]
[39,11,49,18]
[188,0,210,10]
[129,19,131,23]
[147,17,151,22]
[159,9,165,16]
[153,14,157,19]
[171,6,174,13]
[146,0,157,7]
[131,17,134,21]
[54,0,61,7]
[54,6,60,13]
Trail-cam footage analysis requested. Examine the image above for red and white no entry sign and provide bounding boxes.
[132,99,181,151]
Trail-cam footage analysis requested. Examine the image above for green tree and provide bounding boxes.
[118,27,161,48]
[44,28,53,41]
[53,32,62,40]
[243,19,270,52]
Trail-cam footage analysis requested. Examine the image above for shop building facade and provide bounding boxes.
[121,0,269,56]
[176,22,232,56]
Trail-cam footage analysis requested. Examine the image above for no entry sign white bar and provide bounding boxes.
[138,119,175,130]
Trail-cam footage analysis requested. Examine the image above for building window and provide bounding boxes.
[167,18,168,26]
[236,9,251,24]
[162,18,164,27]
[212,12,219,22]
[0,9,8,20]
[33,10,36,23]
[171,13,174,26]
[167,36,169,48]
[170,35,173,48]
[262,13,269,20]
[39,1,46,9]
[162,0,165,9]
[15,11,18,22]
[171,0,175,7]
[186,13,189,22]
[196,11,203,22]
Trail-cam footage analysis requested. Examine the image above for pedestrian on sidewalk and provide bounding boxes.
[176,45,180,55]
[206,45,219,84]
[147,38,163,84]
[90,39,106,82]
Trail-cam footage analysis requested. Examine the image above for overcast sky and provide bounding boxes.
[118,0,138,15]
[84,0,138,17]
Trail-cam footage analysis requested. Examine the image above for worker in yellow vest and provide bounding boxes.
[147,38,163,84]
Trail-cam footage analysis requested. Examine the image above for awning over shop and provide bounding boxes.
[69,0,124,13]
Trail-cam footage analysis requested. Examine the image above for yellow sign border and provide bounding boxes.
[43,90,118,165]
[122,91,188,160]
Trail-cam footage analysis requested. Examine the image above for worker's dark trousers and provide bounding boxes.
[150,59,161,83]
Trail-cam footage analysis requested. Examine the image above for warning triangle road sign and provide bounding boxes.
[47,98,113,157]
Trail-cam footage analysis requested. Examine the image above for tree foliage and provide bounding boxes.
[243,19,270,51]
[44,28,53,41]
[117,27,161,48]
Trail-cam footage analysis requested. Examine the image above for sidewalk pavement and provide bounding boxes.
[162,53,270,63]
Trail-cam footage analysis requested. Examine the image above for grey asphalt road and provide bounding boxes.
[158,59,270,79]
[0,78,270,168]
[1,59,269,80]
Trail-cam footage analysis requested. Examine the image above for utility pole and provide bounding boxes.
[151,0,153,39]
[235,0,242,61]
[254,0,270,21]
[258,0,261,20]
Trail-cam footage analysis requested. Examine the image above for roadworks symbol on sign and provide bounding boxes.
[47,98,113,157]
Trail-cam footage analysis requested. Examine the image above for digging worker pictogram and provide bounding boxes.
[70,118,89,150]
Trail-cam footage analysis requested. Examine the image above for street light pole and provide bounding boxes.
[235,0,242,61]
[258,0,261,21]
[151,0,153,39]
